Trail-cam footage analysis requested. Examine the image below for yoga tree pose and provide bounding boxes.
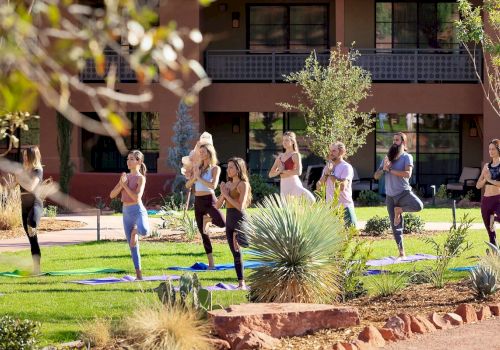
[110,150,150,280]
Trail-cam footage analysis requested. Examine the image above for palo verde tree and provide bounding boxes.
[279,44,374,159]
[456,0,500,117]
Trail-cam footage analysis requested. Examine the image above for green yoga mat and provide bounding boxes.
[0,268,126,278]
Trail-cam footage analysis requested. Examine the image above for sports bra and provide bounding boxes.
[488,162,500,181]
[121,174,140,202]
[226,181,241,209]
[281,155,295,171]
[195,167,215,193]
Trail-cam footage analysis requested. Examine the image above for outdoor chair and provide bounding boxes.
[445,166,480,197]
[352,167,378,193]
[302,164,324,190]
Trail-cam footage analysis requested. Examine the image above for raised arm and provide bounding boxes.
[268,157,283,178]
[120,176,146,202]
[280,153,302,177]
[222,181,250,211]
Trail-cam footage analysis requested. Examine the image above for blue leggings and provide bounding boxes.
[122,203,150,270]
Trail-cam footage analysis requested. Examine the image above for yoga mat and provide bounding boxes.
[0,268,126,278]
[69,275,181,285]
[449,266,477,272]
[366,254,438,267]
[167,261,268,271]
[364,269,389,275]
[172,282,244,292]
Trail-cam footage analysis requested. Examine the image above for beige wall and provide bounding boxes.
[205,112,247,164]
[462,115,483,168]
[345,0,374,48]
[201,0,336,51]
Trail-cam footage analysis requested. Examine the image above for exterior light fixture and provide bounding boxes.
[232,12,240,28]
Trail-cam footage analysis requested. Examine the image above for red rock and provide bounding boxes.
[377,328,397,342]
[233,331,279,350]
[383,316,408,340]
[443,313,464,326]
[209,303,360,342]
[396,313,413,337]
[477,305,492,321]
[207,337,231,350]
[488,303,500,316]
[409,315,427,334]
[352,340,373,350]
[332,343,347,350]
[358,325,386,347]
[415,315,437,332]
[455,304,478,323]
[427,312,451,330]
[341,342,359,350]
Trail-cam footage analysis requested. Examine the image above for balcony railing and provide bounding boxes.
[205,49,482,83]
[80,50,137,82]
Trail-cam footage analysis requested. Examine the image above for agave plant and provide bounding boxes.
[242,194,344,303]
[480,242,500,276]
[469,265,498,299]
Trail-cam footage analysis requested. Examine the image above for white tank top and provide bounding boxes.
[195,167,214,193]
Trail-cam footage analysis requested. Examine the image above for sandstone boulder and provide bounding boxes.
[357,325,385,348]
[477,305,492,321]
[443,313,463,326]
[427,312,451,330]
[455,304,478,323]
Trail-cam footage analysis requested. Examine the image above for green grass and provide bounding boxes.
[355,206,482,223]
[0,227,490,346]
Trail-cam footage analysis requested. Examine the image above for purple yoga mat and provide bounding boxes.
[366,254,438,267]
[69,275,180,285]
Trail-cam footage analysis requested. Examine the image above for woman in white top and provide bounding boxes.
[186,143,225,269]
[269,131,315,202]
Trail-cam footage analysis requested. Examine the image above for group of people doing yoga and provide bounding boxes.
[13,132,500,281]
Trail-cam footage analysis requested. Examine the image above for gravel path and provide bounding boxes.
[382,317,500,350]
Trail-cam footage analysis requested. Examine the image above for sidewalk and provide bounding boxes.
[0,216,486,253]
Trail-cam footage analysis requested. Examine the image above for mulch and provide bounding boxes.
[0,218,86,240]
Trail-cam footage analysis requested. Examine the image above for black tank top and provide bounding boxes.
[488,162,500,181]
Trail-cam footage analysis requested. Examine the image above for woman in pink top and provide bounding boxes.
[109,150,150,280]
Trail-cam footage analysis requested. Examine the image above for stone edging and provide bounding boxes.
[332,303,500,350]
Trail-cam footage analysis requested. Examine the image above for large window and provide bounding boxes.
[376,1,459,49]
[81,112,159,172]
[248,5,328,50]
[247,112,320,178]
[376,113,461,191]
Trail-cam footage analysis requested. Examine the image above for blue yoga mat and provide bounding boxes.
[167,261,268,271]
[449,266,477,272]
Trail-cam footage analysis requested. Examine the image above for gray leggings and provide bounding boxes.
[386,190,423,250]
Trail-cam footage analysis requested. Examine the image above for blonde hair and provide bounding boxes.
[23,146,42,170]
[200,144,218,167]
[283,131,299,152]
[128,150,147,176]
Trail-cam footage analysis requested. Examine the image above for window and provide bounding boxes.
[248,5,328,51]
[375,113,461,190]
[81,112,159,172]
[376,1,459,49]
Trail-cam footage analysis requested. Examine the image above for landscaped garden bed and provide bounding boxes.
[0,218,86,239]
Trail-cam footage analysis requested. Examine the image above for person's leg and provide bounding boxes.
[206,194,226,228]
[226,209,244,285]
[394,191,423,226]
[22,200,41,274]
[343,206,357,228]
[123,206,141,273]
[482,196,497,246]
[386,195,404,256]
[195,196,214,267]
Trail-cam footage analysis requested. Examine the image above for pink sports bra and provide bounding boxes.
[121,174,140,202]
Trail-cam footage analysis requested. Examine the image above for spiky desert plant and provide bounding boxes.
[480,242,500,276]
[368,272,410,298]
[122,302,211,350]
[80,317,113,348]
[0,175,21,230]
[243,194,343,303]
[469,264,499,299]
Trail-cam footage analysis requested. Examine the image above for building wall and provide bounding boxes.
[345,0,374,48]
[205,112,248,164]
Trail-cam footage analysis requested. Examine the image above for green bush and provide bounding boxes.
[109,197,123,213]
[357,190,381,206]
[249,174,278,205]
[402,213,424,235]
[43,205,58,218]
[469,265,498,299]
[435,184,450,200]
[368,272,409,297]
[364,215,390,236]
[161,192,186,212]
[0,316,40,350]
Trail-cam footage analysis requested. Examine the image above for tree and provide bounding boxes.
[57,113,74,194]
[167,102,197,193]
[456,0,500,117]
[279,45,374,159]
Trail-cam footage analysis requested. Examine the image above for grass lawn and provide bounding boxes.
[0,228,490,346]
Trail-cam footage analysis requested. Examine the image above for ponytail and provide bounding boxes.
[140,162,147,176]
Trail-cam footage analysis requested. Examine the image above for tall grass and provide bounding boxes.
[0,175,21,230]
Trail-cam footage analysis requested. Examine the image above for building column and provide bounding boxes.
[38,101,59,174]
[335,0,345,45]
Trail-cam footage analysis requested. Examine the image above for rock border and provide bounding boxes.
[333,302,500,350]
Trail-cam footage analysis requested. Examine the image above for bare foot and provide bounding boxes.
[135,269,143,280]
[207,253,215,270]
[394,207,403,226]
[238,281,248,290]
[203,215,212,234]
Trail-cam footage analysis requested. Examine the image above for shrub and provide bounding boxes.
[481,243,500,276]
[357,190,381,206]
[0,176,21,230]
[0,315,40,350]
[364,215,390,236]
[161,192,186,212]
[469,265,498,299]
[422,214,473,288]
[80,317,112,348]
[109,197,122,213]
[43,205,58,218]
[122,301,211,350]
[249,174,278,205]
[435,184,450,200]
[243,194,343,303]
[180,215,198,241]
[402,213,424,234]
[368,272,409,297]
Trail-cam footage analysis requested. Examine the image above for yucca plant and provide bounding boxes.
[242,194,343,303]
[368,272,410,298]
[0,175,21,230]
[180,215,198,241]
[469,264,498,299]
[480,242,500,276]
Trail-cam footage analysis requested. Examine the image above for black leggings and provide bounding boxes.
[194,194,225,254]
[21,195,43,256]
[226,208,245,281]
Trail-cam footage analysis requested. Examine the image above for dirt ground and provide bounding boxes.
[0,218,86,239]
